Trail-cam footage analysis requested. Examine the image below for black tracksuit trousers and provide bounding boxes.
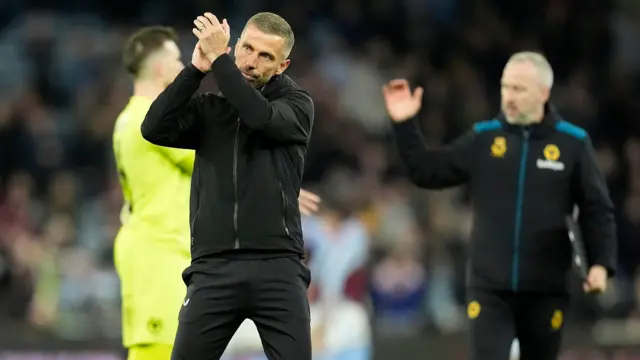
[467,287,569,360]
[171,256,312,360]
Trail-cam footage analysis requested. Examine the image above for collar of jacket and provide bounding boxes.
[260,73,302,97]
[497,103,561,138]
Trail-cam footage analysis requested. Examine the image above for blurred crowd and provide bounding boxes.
[2,0,640,356]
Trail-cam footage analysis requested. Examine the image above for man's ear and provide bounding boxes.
[276,59,290,75]
[541,86,551,103]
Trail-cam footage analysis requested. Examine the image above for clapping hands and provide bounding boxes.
[191,12,231,72]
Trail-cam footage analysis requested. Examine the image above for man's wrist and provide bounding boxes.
[209,53,235,74]
[187,63,209,76]
[206,52,224,64]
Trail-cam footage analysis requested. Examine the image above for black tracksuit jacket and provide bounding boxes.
[141,54,314,261]
[393,107,616,293]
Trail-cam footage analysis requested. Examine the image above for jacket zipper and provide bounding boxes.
[190,164,200,248]
[512,129,530,292]
[279,182,290,236]
[233,119,240,249]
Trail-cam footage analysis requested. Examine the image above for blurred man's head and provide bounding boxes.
[501,51,553,125]
[123,26,183,87]
[234,12,294,88]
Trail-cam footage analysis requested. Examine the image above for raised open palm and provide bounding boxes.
[382,79,424,122]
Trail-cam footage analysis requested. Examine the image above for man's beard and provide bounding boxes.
[504,109,536,125]
[509,115,535,125]
[249,76,270,88]
[241,69,266,88]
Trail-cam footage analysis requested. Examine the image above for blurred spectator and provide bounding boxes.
[303,173,371,358]
[370,241,426,335]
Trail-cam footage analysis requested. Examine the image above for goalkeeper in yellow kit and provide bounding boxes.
[113,26,320,360]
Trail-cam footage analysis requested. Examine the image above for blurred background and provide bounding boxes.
[2,0,640,358]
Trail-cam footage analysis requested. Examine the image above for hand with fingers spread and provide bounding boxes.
[191,12,231,71]
[382,79,424,123]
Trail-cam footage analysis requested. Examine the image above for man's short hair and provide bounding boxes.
[507,51,554,88]
[123,26,177,78]
[245,12,295,58]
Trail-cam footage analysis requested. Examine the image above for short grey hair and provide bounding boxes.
[507,51,554,88]
[246,12,295,58]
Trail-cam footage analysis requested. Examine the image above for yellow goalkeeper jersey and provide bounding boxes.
[113,96,194,256]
